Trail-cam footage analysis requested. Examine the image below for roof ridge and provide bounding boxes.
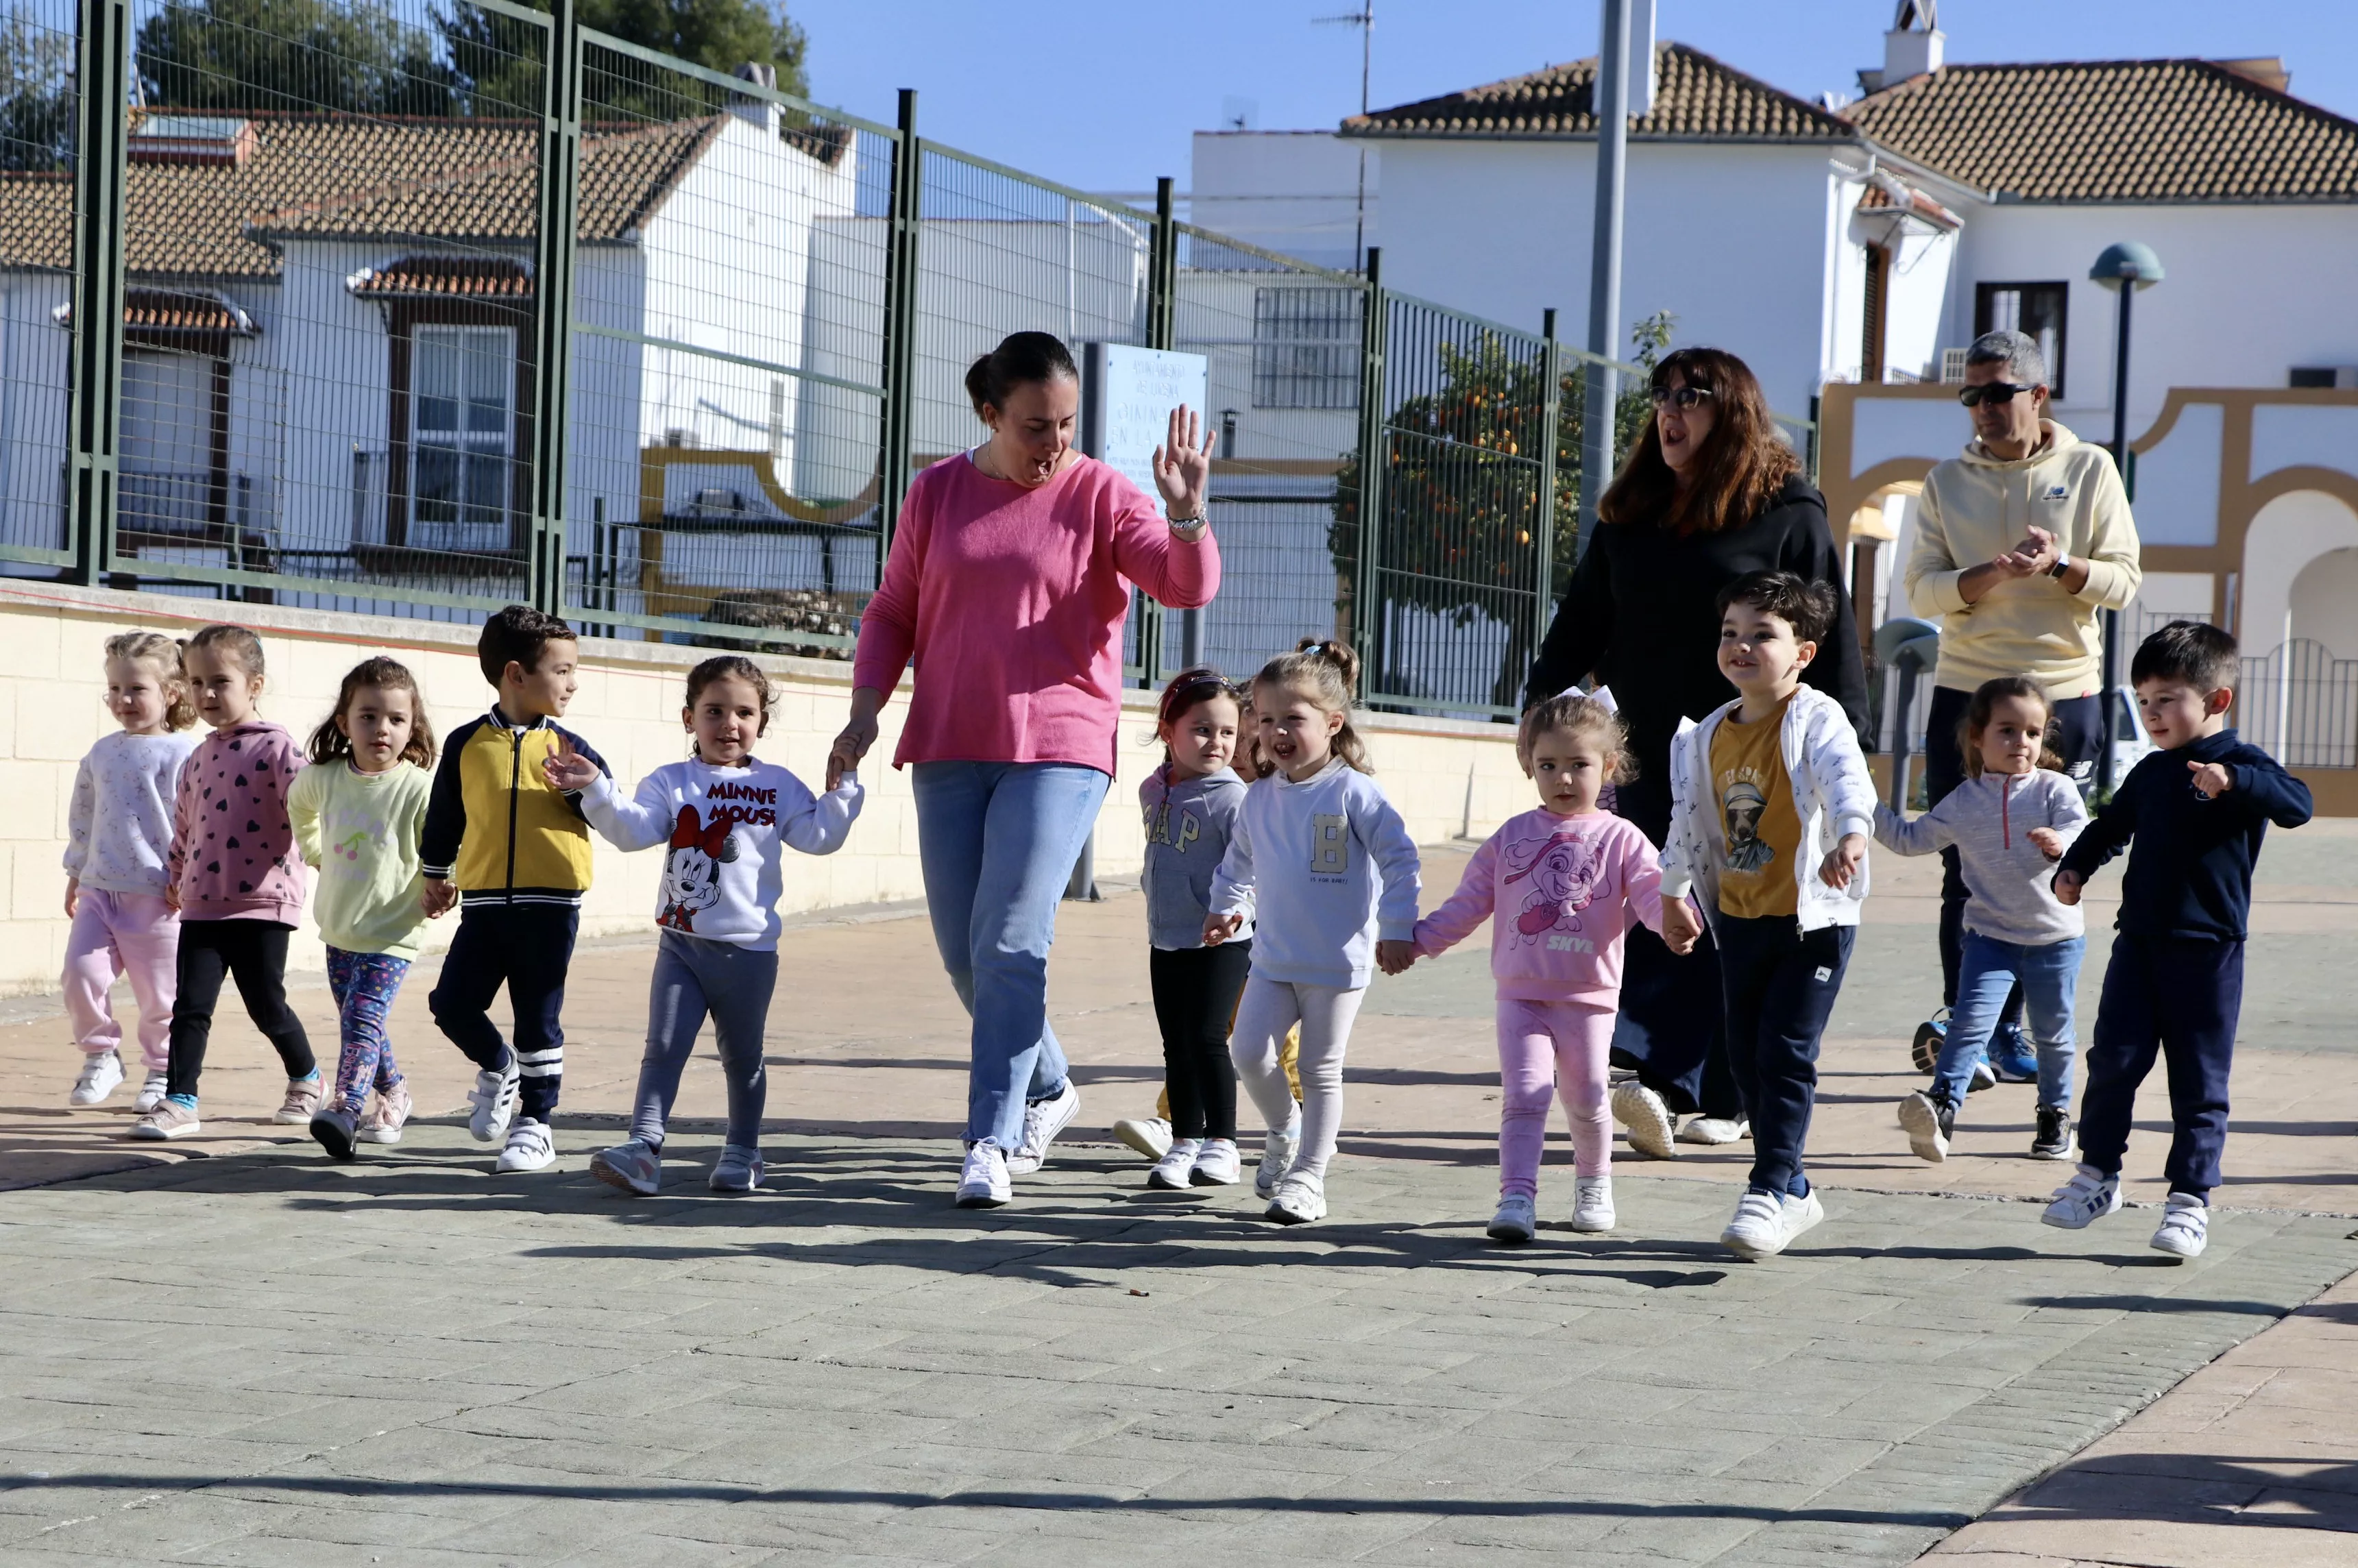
[1655,40,1850,133]
[611,113,729,235]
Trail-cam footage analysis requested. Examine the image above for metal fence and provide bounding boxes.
[12,0,1803,713]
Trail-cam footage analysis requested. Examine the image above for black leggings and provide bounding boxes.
[167,920,317,1099]
[1149,941,1252,1141]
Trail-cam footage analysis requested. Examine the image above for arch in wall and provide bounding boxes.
[2289,548,2358,661]
[2240,489,2358,657]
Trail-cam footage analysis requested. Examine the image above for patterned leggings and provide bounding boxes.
[327,947,411,1114]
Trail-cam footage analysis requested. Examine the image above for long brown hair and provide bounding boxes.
[1598,346,1800,535]
[307,657,437,768]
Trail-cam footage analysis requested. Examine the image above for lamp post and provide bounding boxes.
[2088,241,2164,794]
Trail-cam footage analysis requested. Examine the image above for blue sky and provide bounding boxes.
[789,0,2358,195]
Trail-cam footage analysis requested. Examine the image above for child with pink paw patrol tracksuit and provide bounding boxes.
[550,657,863,1197]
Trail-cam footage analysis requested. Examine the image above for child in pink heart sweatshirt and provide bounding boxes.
[1402,694,1696,1245]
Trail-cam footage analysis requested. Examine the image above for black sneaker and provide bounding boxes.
[1897,1090,1956,1163]
[1910,1012,1947,1075]
[2031,1105,2074,1161]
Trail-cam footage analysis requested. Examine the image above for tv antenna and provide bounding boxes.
[1315,1,1375,272]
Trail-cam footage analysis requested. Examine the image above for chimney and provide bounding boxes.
[729,61,779,132]
[2214,57,2291,93]
[1882,0,1943,84]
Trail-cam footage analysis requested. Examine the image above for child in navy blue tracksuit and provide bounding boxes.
[2040,622,2311,1259]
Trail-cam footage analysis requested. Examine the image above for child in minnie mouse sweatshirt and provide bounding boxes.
[548,656,863,1197]
[1400,693,1692,1245]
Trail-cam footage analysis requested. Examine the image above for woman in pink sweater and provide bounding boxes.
[829,331,1219,1208]
[1403,694,1698,1244]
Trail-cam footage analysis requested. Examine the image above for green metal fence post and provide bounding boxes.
[1137,174,1178,685]
[527,0,583,615]
[66,0,130,587]
[1532,306,1561,696]
[876,89,921,556]
[1352,246,1387,685]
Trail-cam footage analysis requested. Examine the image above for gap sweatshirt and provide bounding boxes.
[1411,808,1672,1005]
[1873,768,2088,946]
[289,759,433,959]
[1208,759,1421,990]
[2056,728,2311,943]
[169,720,308,924]
[580,757,864,951]
[1140,764,1252,950]
[64,730,199,898]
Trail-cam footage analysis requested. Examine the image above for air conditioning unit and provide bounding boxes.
[1939,347,1969,383]
[2289,366,2358,389]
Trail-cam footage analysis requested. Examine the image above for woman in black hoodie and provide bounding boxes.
[1525,347,1867,1157]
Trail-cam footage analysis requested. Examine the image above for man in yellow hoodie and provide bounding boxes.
[1904,328,2142,1076]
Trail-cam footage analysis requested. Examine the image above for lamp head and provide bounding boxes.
[2090,241,2165,291]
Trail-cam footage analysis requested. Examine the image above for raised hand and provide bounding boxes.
[1151,404,1217,522]
[2188,759,2235,799]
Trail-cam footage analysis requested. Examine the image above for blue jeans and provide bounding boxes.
[1935,933,2082,1111]
[913,761,1110,1149]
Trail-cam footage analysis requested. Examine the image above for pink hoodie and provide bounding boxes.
[1413,808,1672,1005]
[851,453,1219,776]
[169,720,308,924]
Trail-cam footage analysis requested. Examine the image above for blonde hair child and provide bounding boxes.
[62,631,199,1113]
[1204,639,1421,1224]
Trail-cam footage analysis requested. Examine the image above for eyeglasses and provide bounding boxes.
[1958,381,2035,408]
[1649,384,1714,411]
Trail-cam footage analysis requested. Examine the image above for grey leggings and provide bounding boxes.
[632,931,777,1151]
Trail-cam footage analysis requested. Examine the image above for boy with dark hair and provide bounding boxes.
[1660,571,1877,1260]
[421,605,610,1173]
[2044,620,2311,1257]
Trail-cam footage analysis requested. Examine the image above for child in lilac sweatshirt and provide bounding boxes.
[1404,694,1694,1244]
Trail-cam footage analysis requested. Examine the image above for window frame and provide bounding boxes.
[407,323,518,554]
[1973,281,2069,400]
[382,293,537,559]
[1250,285,1360,411]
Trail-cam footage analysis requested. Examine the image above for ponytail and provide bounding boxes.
[1250,637,1372,774]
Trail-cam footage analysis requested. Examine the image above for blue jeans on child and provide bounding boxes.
[912,761,1110,1151]
[631,931,775,1151]
[1934,933,2082,1110]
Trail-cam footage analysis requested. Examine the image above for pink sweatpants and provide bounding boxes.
[1497,998,1614,1197]
[62,888,179,1072]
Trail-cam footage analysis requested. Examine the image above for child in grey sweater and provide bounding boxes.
[1875,677,2089,1162]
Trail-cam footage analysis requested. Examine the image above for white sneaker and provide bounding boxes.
[1190,1138,1242,1186]
[590,1138,660,1196]
[956,1142,1010,1208]
[1256,1113,1301,1199]
[1266,1171,1326,1225]
[131,1070,170,1115]
[709,1144,764,1194]
[1722,1186,1823,1260]
[1112,1116,1173,1161]
[1612,1080,1679,1160]
[1003,1081,1080,1177]
[1487,1192,1536,1244]
[2150,1192,2209,1259]
[1675,1116,1748,1145]
[1570,1175,1616,1233]
[1147,1138,1202,1190]
[2041,1164,2122,1229]
[495,1118,556,1173]
[468,1056,521,1143]
[70,1051,124,1106]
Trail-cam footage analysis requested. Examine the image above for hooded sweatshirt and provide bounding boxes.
[1905,419,2142,698]
[169,720,308,924]
[1411,809,1671,1005]
[1873,768,2088,947]
[1139,764,1252,950]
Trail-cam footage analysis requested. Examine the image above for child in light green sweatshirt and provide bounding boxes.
[287,657,443,1158]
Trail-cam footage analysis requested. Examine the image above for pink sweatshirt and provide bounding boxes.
[169,720,308,924]
[1412,808,1672,1005]
[851,453,1219,775]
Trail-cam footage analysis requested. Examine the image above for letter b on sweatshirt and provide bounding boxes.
[1310,813,1350,877]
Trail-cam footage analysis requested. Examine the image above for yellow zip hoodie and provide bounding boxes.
[1904,419,2142,698]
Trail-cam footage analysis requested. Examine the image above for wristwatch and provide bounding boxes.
[2046,552,2071,579]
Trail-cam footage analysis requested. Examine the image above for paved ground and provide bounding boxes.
[1,828,2354,1563]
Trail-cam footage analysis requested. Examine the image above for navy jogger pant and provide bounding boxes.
[2076,931,2242,1199]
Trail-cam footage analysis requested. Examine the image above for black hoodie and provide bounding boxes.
[1524,474,1871,780]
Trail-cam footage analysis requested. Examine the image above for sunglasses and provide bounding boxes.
[1958,380,2035,408]
[1649,384,1714,411]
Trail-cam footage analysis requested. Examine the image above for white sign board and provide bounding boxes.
[1085,344,1210,500]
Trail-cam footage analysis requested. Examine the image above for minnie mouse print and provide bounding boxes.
[657,805,738,933]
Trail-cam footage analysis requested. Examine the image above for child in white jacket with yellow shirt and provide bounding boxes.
[1661,573,1875,1262]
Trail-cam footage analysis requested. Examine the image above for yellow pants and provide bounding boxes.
[1157,1021,1300,1118]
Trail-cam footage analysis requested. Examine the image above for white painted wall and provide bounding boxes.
[1189,130,1376,273]
[2290,548,2358,660]
[2241,489,2358,652]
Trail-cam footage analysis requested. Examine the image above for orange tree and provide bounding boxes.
[1329,313,1670,709]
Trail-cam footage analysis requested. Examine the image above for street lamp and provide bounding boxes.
[2089,241,2164,794]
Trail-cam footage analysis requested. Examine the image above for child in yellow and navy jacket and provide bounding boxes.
[420,606,610,1173]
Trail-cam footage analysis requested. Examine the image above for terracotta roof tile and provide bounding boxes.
[0,171,71,273]
[1847,59,2358,201]
[348,256,533,298]
[1343,42,1853,143]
